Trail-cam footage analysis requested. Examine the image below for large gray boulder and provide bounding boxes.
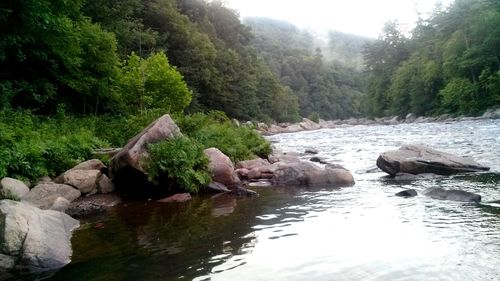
[0,177,29,200]
[423,187,481,202]
[0,200,79,272]
[377,145,490,176]
[271,161,354,187]
[22,183,81,210]
[109,114,182,178]
[204,148,240,188]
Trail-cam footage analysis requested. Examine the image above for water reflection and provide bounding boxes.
[45,119,500,281]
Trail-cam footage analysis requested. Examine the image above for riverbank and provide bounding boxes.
[256,108,500,135]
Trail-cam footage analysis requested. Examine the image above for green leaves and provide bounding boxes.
[119,52,192,114]
[146,136,211,193]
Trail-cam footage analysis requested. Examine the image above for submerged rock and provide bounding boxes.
[0,200,79,272]
[377,144,490,176]
[66,194,121,218]
[423,187,481,202]
[395,189,418,197]
[157,193,192,203]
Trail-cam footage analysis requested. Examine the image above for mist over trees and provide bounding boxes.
[363,0,500,117]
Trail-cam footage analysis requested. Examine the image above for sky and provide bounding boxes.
[223,0,454,38]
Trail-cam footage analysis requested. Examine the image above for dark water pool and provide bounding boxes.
[41,119,500,281]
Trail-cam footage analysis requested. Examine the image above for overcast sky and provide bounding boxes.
[224,0,454,38]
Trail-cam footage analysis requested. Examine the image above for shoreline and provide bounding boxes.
[256,109,500,135]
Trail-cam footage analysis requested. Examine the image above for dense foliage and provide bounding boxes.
[147,136,211,193]
[0,110,106,180]
[363,0,500,117]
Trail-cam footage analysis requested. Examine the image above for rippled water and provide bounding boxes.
[43,120,499,281]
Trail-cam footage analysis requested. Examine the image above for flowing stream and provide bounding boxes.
[42,119,499,281]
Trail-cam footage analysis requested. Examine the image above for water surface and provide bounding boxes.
[45,119,500,281]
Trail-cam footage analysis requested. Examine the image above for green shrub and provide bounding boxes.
[146,136,211,193]
[174,111,271,162]
[0,109,107,180]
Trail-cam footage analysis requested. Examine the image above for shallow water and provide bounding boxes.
[41,119,500,281]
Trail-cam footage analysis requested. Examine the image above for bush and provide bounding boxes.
[0,110,107,180]
[174,111,271,162]
[146,136,211,193]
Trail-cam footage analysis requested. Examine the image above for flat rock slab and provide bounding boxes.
[377,144,490,176]
[66,194,121,218]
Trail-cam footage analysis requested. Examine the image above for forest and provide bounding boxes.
[1,0,499,121]
[363,0,500,117]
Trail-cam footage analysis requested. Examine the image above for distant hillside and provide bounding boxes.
[244,17,367,119]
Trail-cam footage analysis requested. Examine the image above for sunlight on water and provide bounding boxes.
[47,119,500,281]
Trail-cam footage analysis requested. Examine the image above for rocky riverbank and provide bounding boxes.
[0,113,496,277]
[255,108,500,135]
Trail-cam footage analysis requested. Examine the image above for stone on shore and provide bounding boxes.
[376,144,490,176]
[55,169,101,194]
[68,159,106,171]
[109,114,182,179]
[0,177,30,200]
[204,148,240,188]
[22,183,81,210]
[0,200,79,272]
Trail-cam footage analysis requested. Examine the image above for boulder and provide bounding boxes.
[236,158,270,170]
[50,197,71,212]
[376,144,490,176]
[0,200,79,272]
[272,161,354,187]
[0,177,30,200]
[204,148,240,188]
[66,194,121,218]
[22,183,81,210]
[97,174,114,194]
[395,189,418,197]
[299,118,321,131]
[109,114,182,178]
[157,193,192,203]
[55,169,101,194]
[423,187,481,202]
[69,159,106,171]
[481,108,500,119]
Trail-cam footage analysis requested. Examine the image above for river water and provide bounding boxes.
[44,119,499,281]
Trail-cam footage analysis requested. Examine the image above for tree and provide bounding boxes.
[120,52,192,114]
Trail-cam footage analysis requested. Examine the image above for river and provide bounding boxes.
[43,119,499,281]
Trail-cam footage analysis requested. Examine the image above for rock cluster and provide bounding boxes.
[0,158,116,273]
[257,110,500,135]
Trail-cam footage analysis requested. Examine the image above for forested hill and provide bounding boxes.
[244,17,368,120]
[363,0,500,117]
[0,0,367,122]
[1,0,498,122]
